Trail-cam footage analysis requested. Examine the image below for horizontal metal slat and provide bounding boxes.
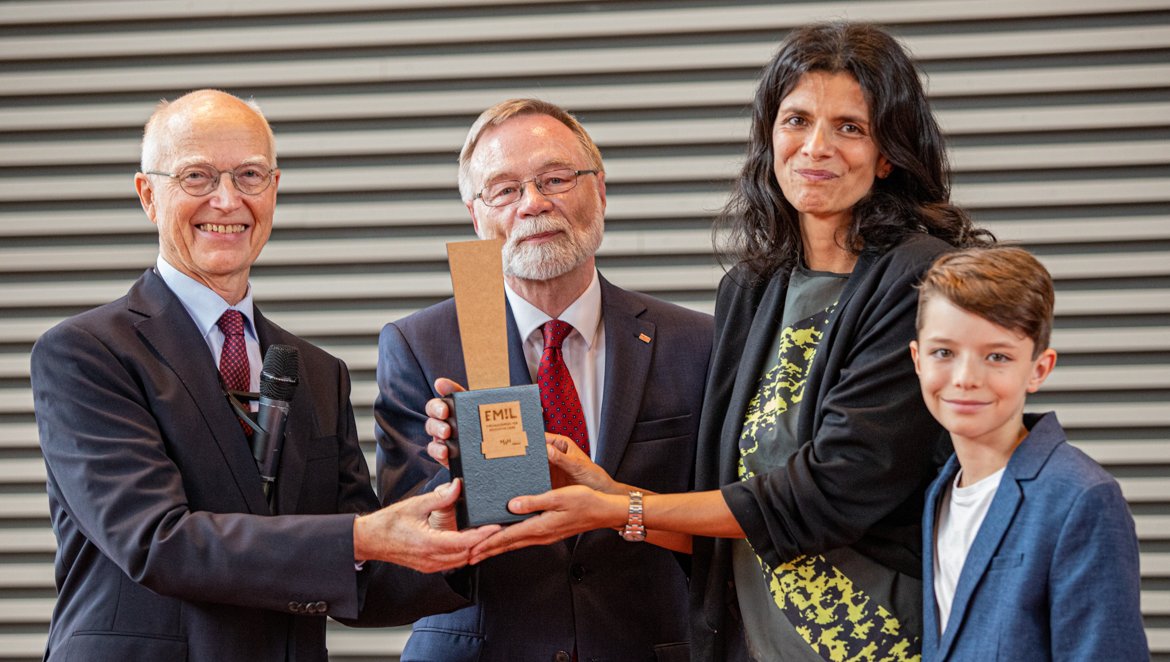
[0,528,55,553]
[985,216,1170,245]
[1,263,725,309]
[1051,327,1170,353]
[0,423,38,450]
[0,191,723,238]
[1055,289,1170,316]
[0,458,44,482]
[0,0,605,24]
[18,229,1165,280]
[0,227,719,273]
[3,38,1167,97]
[6,79,1169,137]
[8,111,1170,167]
[0,598,52,623]
[1073,441,1170,466]
[4,12,1167,63]
[0,494,48,519]
[0,633,50,659]
[4,149,1170,204]
[0,80,760,131]
[1,0,1165,26]
[1120,477,1170,503]
[0,354,29,379]
[0,563,54,588]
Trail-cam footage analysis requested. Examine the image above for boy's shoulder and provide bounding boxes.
[1011,412,1121,495]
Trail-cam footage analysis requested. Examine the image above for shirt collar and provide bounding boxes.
[156,255,258,342]
[504,269,602,348]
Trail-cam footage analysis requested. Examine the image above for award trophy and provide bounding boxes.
[446,238,551,527]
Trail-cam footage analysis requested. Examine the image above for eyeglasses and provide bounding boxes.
[474,168,599,208]
[144,163,276,196]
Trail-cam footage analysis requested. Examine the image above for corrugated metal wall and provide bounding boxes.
[1,1,1167,659]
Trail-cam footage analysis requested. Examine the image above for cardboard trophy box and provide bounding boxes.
[445,239,551,528]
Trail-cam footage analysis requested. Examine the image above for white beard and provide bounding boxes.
[501,211,603,281]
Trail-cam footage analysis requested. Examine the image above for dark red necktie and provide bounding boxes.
[217,309,250,393]
[537,320,589,455]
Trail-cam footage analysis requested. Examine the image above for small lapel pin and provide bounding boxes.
[637,333,652,344]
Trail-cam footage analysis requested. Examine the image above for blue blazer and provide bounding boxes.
[374,273,713,662]
[32,269,439,662]
[922,412,1148,661]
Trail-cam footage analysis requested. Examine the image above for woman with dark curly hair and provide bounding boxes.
[469,22,992,661]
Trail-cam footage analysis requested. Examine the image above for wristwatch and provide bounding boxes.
[621,491,646,542]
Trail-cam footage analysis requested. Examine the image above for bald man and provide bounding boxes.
[31,89,495,662]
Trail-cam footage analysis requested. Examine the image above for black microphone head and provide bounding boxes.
[260,344,299,401]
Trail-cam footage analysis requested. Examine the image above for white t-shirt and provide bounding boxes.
[933,467,1005,634]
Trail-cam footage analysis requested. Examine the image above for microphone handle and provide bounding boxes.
[253,397,290,482]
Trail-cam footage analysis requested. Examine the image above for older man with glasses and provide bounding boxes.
[30,88,499,662]
[374,98,714,662]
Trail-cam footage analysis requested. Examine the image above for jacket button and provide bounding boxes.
[570,563,586,582]
[553,652,571,662]
[288,601,301,613]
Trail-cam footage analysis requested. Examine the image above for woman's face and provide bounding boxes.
[771,71,890,234]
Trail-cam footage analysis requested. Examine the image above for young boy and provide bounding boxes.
[910,247,1148,661]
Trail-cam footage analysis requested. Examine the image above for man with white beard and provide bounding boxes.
[373,98,713,662]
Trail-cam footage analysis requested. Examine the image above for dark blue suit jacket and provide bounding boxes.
[375,274,713,662]
[922,412,1148,661]
[32,269,437,662]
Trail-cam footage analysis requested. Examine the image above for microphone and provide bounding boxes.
[252,344,298,500]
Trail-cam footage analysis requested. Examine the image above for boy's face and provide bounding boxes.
[910,296,1057,450]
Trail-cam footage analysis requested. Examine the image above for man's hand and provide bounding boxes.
[424,378,465,470]
[468,485,626,564]
[353,479,499,573]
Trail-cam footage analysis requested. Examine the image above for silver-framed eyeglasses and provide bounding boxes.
[474,168,599,208]
[144,163,276,196]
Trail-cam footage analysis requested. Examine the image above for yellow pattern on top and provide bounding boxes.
[738,304,920,661]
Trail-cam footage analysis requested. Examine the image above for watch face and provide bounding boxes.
[621,528,646,542]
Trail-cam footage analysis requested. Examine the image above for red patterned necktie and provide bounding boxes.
[537,320,589,455]
[217,309,250,393]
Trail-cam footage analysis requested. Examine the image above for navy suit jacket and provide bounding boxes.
[922,412,1148,661]
[375,273,713,662]
[32,269,437,662]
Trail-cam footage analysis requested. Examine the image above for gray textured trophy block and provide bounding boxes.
[448,384,551,528]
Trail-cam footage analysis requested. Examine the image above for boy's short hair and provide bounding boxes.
[917,246,1055,357]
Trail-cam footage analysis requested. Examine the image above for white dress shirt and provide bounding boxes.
[504,270,605,461]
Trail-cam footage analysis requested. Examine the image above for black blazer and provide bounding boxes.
[33,269,432,662]
[690,233,955,660]
[374,274,713,662]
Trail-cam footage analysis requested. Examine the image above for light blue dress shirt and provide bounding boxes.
[156,256,261,397]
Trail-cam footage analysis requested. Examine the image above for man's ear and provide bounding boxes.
[134,172,159,226]
[1027,348,1058,393]
[909,340,922,376]
[467,201,485,238]
[596,170,607,211]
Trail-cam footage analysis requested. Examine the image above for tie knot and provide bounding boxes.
[217,309,245,337]
[542,319,574,349]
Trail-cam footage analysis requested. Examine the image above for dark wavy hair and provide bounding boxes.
[716,22,992,278]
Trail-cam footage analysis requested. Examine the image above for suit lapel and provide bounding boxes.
[504,304,532,386]
[922,457,959,655]
[719,272,789,480]
[130,270,270,515]
[256,312,316,516]
[935,414,1063,659]
[594,278,654,477]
